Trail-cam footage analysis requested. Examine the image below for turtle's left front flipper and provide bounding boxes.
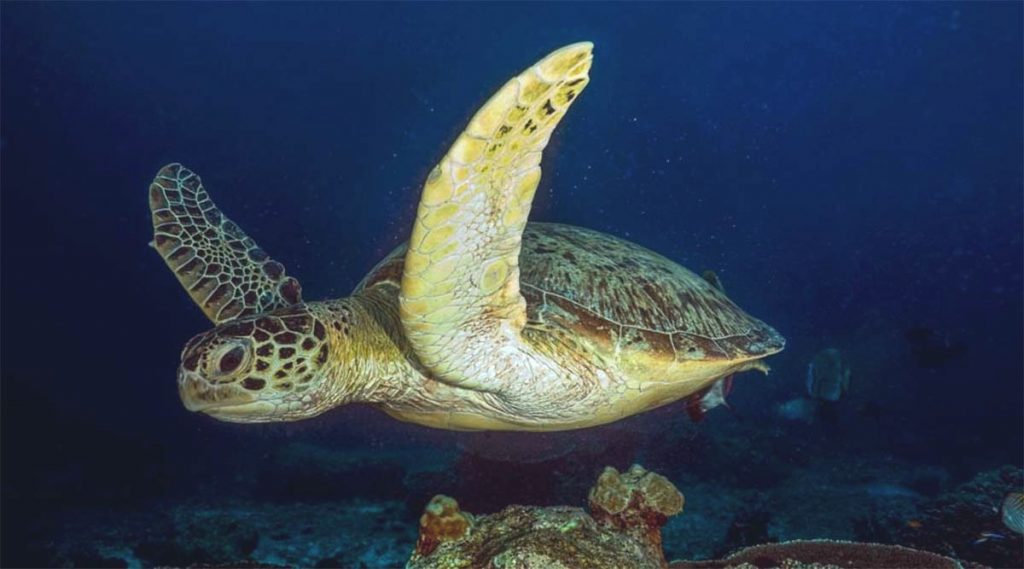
[399,43,592,393]
[149,163,302,324]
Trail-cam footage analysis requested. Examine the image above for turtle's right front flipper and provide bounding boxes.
[149,163,302,323]
[399,43,592,394]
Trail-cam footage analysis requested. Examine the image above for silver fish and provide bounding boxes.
[806,348,851,402]
[1002,492,1024,535]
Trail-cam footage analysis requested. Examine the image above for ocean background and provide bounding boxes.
[2,3,1021,567]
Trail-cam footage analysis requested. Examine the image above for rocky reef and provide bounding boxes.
[407,464,968,569]
[897,465,1023,568]
[670,539,972,569]
[24,434,1018,569]
[407,464,684,569]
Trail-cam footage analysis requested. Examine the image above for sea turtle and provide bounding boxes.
[149,42,784,431]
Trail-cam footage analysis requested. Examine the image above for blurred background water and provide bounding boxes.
[2,3,1021,567]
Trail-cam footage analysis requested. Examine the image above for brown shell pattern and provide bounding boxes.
[359,222,783,362]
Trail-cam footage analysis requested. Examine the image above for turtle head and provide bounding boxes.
[177,305,340,423]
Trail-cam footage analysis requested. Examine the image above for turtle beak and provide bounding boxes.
[177,367,255,414]
[202,401,281,423]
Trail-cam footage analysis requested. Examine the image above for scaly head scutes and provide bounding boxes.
[177,304,343,422]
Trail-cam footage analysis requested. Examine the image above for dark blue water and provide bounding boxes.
[3,3,1021,567]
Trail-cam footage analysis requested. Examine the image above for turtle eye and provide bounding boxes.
[219,346,246,373]
[207,342,250,378]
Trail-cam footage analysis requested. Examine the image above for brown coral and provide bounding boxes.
[588,464,685,553]
[408,504,671,569]
[668,539,970,569]
[414,495,473,557]
[407,464,686,569]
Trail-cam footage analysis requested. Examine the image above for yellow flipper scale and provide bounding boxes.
[148,163,302,323]
[399,42,593,392]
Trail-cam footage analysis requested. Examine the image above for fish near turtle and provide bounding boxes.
[149,42,785,431]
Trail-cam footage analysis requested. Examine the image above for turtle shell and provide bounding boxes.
[358,222,784,363]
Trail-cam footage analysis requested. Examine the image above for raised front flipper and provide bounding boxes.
[399,43,593,393]
[149,163,302,323]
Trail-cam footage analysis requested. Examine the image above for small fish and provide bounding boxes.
[862,483,921,499]
[905,326,967,369]
[685,375,733,422]
[906,519,923,529]
[972,531,1008,545]
[806,348,850,402]
[775,397,817,424]
[1002,492,1024,535]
